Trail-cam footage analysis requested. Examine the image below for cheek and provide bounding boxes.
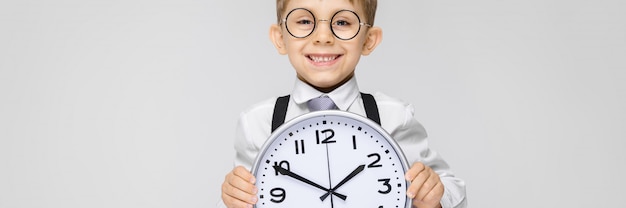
[345,45,365,64]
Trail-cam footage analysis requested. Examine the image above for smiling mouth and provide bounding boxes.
[307,54,342,63]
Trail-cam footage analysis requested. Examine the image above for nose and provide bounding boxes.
[313,20,334,45]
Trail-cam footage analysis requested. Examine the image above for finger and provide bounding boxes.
[233,166,256,184]
[222,175,258,206]
[229,167,258,195]
[222,191,254,208]
[421,181,444,205]
[222,168,258,205]
[406,166,431,199]
[415,169,441,201]
[226,172,258,195]
[405,162,426,181]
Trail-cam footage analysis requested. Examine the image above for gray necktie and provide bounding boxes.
[307,96,338,111]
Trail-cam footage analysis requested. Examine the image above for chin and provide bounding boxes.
[308,78,339,87]
[308,81,343,92]
[302,72,354,89]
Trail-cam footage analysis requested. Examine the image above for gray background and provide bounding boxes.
[1,0,624,207]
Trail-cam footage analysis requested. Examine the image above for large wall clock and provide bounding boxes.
[251,110,411,208]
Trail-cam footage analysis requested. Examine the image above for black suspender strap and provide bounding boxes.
[271,93,380,132]
[271,95,290,132]
[360,92,381,125]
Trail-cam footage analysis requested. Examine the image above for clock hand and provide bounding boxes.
[273,165,347,200]
[320,164,366,201]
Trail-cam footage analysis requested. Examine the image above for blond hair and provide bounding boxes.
[276,0,378,25]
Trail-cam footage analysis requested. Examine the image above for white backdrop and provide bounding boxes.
[1,0,625,207]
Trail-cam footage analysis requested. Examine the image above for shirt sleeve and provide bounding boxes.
[233,111,258,170]
[216,112,256,208]
[218,106,272,208]
[386,102,467,208]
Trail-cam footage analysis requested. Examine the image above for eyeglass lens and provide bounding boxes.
[285,8,363,40]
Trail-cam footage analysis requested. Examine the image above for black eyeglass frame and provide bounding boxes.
[281,8,372,41]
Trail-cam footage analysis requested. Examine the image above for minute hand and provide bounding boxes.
[320,164,365,201]
[273,166,347,200]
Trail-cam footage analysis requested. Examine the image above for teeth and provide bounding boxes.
[309,55,337,63]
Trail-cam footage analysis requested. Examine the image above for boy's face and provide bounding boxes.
[270,0,382,92]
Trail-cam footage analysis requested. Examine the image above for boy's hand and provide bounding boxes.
[222,166,258,208]
[405,162,444,208]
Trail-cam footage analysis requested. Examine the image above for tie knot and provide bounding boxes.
[307,96,337,111]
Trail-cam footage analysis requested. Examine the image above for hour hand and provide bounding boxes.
[273,165,347,200]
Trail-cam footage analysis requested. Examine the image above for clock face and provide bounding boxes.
[252,111,411,208]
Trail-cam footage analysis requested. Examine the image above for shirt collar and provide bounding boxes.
[292,76,360,111]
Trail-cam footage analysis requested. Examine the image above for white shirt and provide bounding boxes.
[225,77,467,208]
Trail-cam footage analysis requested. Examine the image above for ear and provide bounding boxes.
[270,24,288,55]
[361,26,383,56]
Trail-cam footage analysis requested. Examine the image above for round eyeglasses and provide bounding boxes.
[281,8,371,41]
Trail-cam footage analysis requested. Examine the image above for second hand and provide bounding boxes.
[325,143,334,208]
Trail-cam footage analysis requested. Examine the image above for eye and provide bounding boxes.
[334,20,351,26]
[296,19,314,25]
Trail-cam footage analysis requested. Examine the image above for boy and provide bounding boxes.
[220,0,467,208]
